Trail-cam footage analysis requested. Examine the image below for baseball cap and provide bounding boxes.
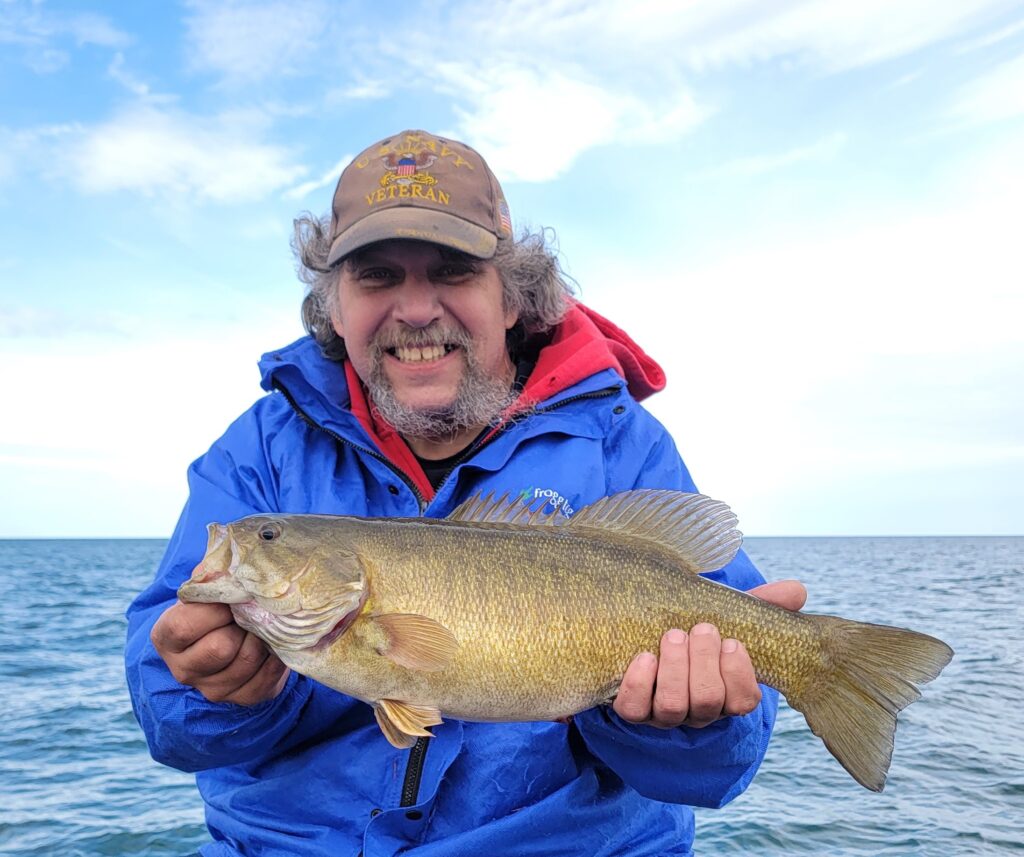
[326,129,513,265]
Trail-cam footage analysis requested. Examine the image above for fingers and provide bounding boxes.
[208,644,291,706]
[612,652,658,723]
[650,629,690,728]
[151,601,289,706]
[176,628,289,705]
[614,623,764,730]
[151,601,235,655]
[720,639,762,717]
[683,624,726,728]
[748,579,807,612]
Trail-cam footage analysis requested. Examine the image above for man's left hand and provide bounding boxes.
[612,579,807,729]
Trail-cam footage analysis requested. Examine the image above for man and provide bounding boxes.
[126,129,805,856]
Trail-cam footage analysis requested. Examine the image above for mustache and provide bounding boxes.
[370,324,474,353]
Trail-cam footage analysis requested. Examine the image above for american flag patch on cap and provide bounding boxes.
[498,200,512,235]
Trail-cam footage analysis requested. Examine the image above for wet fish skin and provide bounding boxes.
[178,490,954,791]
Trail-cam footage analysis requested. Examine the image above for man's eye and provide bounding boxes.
[436,265,475,280]
[360,268,395,283]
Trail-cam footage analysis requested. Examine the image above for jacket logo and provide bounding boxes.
[517,487,576,518]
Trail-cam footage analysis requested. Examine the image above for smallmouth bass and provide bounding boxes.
[178,490,953,791]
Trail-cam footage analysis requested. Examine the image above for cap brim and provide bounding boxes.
[327,208,498,266]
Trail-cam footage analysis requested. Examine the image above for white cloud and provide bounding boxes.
[455,0,1018,73]
[0,305,130,339]
[383,0,1016,180]
[173,0,1019,184]
[0,315,299,459]
[588,134,1024,526]
[419,59,708,183]
[62,106,307,202]
[948,51,1024,125]
[0,307,304,537]
[434,61,707,182]
[955,17,1024,53]
[107,52,151,97]
[697,0,1013,72]
[697,132,847,180]
[327,79,391,101]
[0,122,77,185]
[0,1,129,72]
[283,154,351,200]
[184,0,334,84]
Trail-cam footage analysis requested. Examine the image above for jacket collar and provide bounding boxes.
[259,302,667,498]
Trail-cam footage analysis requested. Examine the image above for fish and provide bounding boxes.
[177,490,953,792]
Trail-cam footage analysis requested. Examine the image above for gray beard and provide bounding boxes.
[366,341,518,442]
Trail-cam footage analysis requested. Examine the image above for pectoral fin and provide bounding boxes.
[374,613,459,672]
[374,698,444,748]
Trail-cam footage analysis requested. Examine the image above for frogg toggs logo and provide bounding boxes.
[517,487,576,518]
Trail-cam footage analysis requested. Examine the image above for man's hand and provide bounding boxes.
[151,601,290,706]
[612,579,807,729]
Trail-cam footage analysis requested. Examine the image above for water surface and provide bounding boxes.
[0,536,1020,855]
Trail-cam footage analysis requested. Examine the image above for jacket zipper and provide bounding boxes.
[274,377,620,809]
[400,737,430,807]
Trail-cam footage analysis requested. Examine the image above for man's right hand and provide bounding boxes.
[151,601,290,706]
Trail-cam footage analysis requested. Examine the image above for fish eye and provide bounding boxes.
[258,522,283,542]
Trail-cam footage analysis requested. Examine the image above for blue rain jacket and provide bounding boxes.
[125,327,778,857]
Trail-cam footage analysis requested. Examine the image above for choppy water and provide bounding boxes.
[0,537,1021,856]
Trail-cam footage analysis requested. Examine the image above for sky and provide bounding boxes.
[1,0,1022,538]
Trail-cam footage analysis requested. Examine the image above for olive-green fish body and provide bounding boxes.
[179,490,953,792]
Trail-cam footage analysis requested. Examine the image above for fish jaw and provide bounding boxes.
[178,523,250,604]
[178,574,251,604]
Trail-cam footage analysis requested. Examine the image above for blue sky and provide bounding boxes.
[2,0,1022,537]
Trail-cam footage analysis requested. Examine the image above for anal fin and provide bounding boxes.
[375,698,444,748]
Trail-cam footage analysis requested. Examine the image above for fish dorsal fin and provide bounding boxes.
[569,490,742,573]
[374,613,459,671]
[447,491,570,526]
[447,489,741,574]
[374,699,443,748]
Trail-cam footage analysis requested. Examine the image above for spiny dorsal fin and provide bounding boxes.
[447,491,568,526]
[447,489,742,574]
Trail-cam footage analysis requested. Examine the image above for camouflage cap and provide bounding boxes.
[326,129,513,265]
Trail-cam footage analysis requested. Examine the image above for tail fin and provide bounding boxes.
[788,617,953,791]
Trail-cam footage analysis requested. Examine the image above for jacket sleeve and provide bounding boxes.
[572,410,779,807]
[124,401,357,773]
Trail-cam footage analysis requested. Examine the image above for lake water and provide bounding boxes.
[0,536,1021,856]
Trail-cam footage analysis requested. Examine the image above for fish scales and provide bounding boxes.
[341,520,682,718]
[354,519,821,710]
[178,489,953,791]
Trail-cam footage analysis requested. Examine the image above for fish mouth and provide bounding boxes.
[385,343,460,364]
[178,524,247,603]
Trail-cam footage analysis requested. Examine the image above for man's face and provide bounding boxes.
[332,239,519,438]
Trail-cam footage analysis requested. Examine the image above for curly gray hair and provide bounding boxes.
[292,214,575,362]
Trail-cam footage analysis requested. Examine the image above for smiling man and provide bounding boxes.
[126,130,805,857]
[334,240,519,459]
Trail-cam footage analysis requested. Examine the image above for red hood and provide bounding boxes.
[344,301,667,499]
[519,301,665,406]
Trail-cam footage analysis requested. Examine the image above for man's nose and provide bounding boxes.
[393,276,443,328]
